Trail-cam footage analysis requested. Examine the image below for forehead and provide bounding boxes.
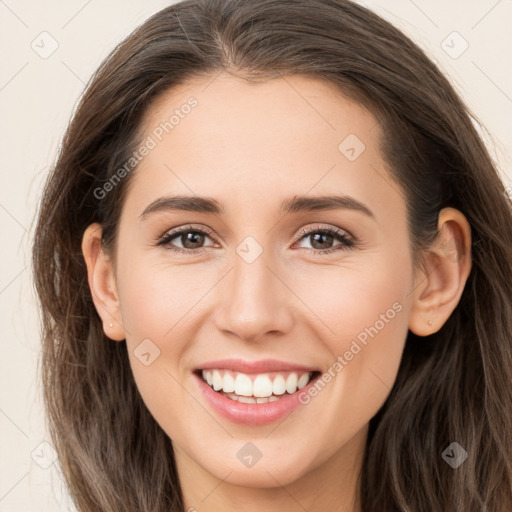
[140,72,378,156]
[123,72,403,223]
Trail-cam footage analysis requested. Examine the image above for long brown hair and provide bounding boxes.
[32,0,512,510]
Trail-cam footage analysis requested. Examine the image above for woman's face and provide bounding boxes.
[105,74,417,489]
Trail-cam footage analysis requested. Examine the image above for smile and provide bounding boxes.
[193,359,322,425]
[199,369,319,404]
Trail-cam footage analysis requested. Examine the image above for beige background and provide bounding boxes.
[1,1,511,510]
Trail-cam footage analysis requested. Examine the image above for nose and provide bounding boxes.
[213,246,294,343]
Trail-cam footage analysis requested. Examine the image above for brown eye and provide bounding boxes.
[177,231,206,249]
[294,226,355,255]
[308,231,336,250]
[156,226,216,254]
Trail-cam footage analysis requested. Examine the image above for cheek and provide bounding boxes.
[116,251,214,341]
[294,249,411,356]
[114,255,219,424]
[292,249,412,428]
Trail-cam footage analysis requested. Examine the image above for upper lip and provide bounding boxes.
[196,358,320,374]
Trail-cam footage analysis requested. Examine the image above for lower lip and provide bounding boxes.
[194,372,319,426]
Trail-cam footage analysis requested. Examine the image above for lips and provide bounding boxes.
[197,358,320,374]
[193,359,322,425]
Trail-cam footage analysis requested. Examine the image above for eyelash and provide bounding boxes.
[156,224,356,256]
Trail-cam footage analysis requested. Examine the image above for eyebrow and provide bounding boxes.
[139,194,375,219]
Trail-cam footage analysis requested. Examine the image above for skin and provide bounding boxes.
[82,73,472,512]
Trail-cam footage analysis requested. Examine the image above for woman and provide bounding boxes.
[32,0,512,510]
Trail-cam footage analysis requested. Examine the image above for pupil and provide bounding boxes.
[183,232,203,248]
[312,233,332,249]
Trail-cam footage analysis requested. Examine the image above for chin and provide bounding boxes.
[195,444,314,489]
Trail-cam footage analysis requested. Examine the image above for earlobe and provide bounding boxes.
[408,207,472,336]
[81,223,126,341]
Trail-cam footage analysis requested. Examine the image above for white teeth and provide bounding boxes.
[285,373,298,394]
[212,370,223,391]
[297,372,310,389]
[222,373,235,393]
[272,375,286,395]
[253,375,273,397]
[201,369,316,399]
[234,373,253,396]
[238,395,257,404]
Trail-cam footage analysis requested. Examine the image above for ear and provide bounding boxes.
[81,223,126,341]
[408,207,472,336]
